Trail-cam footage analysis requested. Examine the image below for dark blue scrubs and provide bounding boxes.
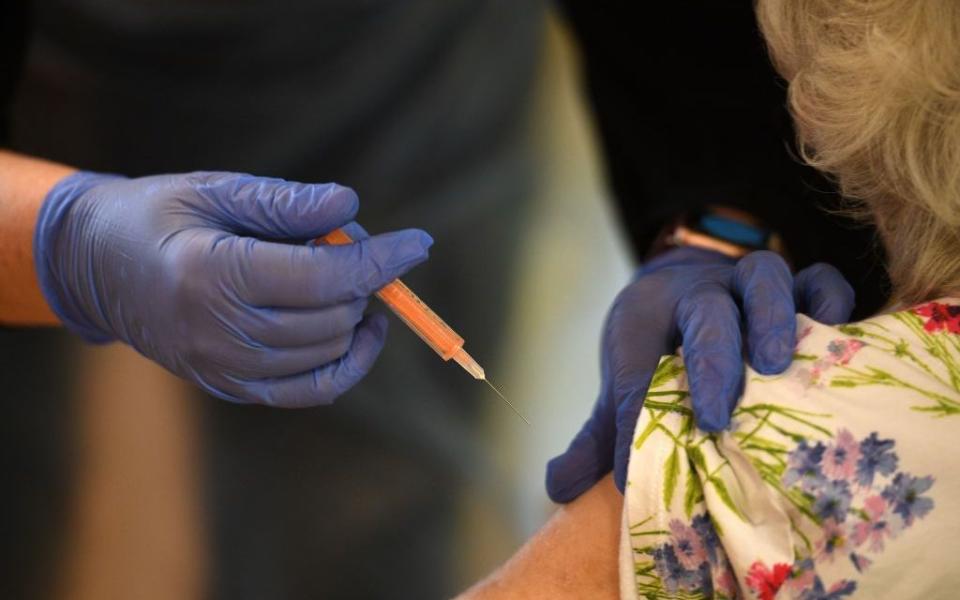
[7,2,544,597]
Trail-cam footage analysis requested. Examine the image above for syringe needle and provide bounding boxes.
[483,378,530,426]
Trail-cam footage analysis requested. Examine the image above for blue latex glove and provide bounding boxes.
[34,171,433,407]
[545,246,855,501]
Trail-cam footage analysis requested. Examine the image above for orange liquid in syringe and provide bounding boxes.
[319,228,473,370]
[316,227,529,425]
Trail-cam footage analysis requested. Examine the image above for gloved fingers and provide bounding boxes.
[241,299,368,347]
[600,280,679,385]
[613,388,647,492]
[232,229,432,307]
[732,251,797,375]
[240,313,388,407]
[339,221,370,241]
[676,281,745,431]
[244,333,356,379]
[794,263,856,325]
[311,230,434,301]
[191,172,359,239]
[182,368,253,405]
[545,406,616,503]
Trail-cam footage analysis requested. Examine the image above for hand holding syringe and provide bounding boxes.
[318,226,529,425]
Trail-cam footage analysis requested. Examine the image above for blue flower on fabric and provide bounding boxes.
[793,557,815,575]
[855,433,898,487]
[668,520,706,570]
[652,544,700,593]
[882,473,935,525]
[816,519,849,562]
[691,513,721,564]
[695,561,714,599]
[813,480,852,523]
[727,430,935,600]
[783,440,826,492]
[799,577,857,600]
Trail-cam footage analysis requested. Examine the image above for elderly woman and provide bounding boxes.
[460,1,960,598]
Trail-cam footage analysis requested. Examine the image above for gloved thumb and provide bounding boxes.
[191,172,359,240]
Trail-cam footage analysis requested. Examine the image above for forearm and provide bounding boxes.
[457,475,622,600]
[0,150,76,325]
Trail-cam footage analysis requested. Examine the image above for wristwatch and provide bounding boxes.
[652,206,785,260]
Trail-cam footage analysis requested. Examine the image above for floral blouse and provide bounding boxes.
[619,300,960,599]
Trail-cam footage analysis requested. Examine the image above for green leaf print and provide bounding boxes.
[634,411,665,450]
[650,357,685,390]
[663,447,680,508]
[838,324,865,337]
[684,468,703,518]
[687,445,707,472]
[708,476,745,521]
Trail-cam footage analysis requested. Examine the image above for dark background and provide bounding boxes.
[0,2,887,598]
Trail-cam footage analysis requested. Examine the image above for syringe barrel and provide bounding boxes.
[319,228,464,361]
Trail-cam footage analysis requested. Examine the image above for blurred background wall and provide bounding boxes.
[38,10,631,599]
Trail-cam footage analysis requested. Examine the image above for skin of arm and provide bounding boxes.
[456,475,622,600]
[0,149,76,325]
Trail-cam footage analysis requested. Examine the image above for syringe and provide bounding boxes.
[319,227,529,425]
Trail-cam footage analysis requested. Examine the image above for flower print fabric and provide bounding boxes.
[914,302,960,334]
[745,562,790,600]
[821,430,859,481]
[854,434,897,488]
[669,519,708,570]
[620,300,960,599]
[794,339,865,387]
[850,495,898,553]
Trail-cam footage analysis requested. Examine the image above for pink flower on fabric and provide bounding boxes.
[827,339,865,365]
[795,366,817,387]
[816,518,849,562]
[668,519,706,570]
[796,340,865,388]
[785,565,816,593]
[828,580,857,596]
[849,552,872,573]
[914,302,960,334]
[714,568,738,598]
[822,429,861,481]
[797,360,830,387]
[852,495,900,552]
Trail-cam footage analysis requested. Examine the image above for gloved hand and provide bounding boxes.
[34,170,433,407]
[545,246,855,501]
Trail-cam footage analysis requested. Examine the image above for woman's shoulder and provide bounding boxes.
[620,298,960,600]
